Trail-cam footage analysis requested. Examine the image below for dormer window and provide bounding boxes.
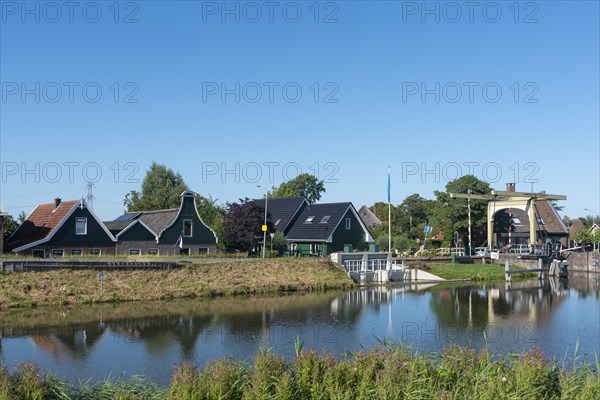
[76,217,87,235]
[304,216,315,224]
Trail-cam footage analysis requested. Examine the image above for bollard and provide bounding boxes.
[505,261,512,282]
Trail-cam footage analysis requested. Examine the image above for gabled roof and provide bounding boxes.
[104,220,136,235]
[358,205,382,228]
[499,200,568,235]
[8,198,117,252]
[7,200,80,250]
[251,196,308,233]
[287,202,373,242]
[137,209,179,235]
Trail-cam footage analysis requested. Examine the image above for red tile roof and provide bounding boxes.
[6,200,79,250]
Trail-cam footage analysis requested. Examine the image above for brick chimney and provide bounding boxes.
[54,197,62,209]
[506,183,516,192]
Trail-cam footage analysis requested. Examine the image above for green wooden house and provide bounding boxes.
[7,198,117,257]
[106,191,218,256]
[286,202,374,256]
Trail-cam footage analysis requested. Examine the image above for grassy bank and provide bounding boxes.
[1,345,598,399]
[410,262,538,281]
[0,259,354,309]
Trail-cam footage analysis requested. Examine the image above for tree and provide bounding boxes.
[269,173,325,204]
[222,198,275,253]
[3,214,19,241]
[431,175,492,247]
[17,211,26,224]
[124,162,188,211]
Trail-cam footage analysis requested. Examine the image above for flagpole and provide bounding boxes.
[388,166,391,253]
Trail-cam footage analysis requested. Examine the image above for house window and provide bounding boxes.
[90,248,101,256]
[345,218,351,230]
[320,215,331,224]
[71,249,82,256]
[51,249,64,257]
[76,217,87,235]
[274,219,281,227]
[32,249,45,258]
[183,219,193,237]
[310,244,320,254]
[129,249,141,256]
[537,218,545,225]
[198,247,208,255]
[512,218,522,226]
[179,248,190,256]
[148,249,159,256]
[304,216,315,224]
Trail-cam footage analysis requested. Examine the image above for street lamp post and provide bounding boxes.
[257,185,268,258]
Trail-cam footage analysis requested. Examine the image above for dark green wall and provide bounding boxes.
[329,209,369,253]
[119,222,156,242]
[49,207,115,246]
[160,195,217,245]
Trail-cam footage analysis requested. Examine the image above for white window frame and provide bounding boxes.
[305,216,315,224]
[147,248,159,256]
[320,216,331,224]
[198,247,208,255]
[345,218,351,230]
[71,249,83,256]
[183,219,194,237]
[51,249,64,257]
[89,248,101,256]
[129,249,141,256]
[274,219,281,227]
[76,217,87,235]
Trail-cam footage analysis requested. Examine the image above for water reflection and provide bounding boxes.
[1,273,598,385]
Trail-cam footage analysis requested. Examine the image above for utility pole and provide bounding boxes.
[86,182,95,210]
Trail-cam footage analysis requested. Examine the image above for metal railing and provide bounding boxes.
[343,259,395,273]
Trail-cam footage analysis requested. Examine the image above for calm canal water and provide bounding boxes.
[1,273,599,386]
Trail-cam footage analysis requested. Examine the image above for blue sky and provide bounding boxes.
[1,0,598,221]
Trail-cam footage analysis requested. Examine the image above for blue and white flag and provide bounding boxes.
[175,231,183,249]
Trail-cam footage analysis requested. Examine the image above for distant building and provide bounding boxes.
[0,203,8,254]
[7,197,117,257]
[494,200,569,246]
[357,205,382,229]
[106,191,218,256]
[569,219,586,240]
[286,202,374,256]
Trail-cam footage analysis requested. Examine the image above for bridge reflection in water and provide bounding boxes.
[0,273,598,385]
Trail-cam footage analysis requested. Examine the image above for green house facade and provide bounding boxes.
[286,202,374,256]
[106,191,218,256]
[7,198,117,257]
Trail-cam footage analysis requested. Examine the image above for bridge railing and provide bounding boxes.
[343,259,397,273]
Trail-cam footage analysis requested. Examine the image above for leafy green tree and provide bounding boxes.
[3,214,19,241]
[269,173,325,204]
[431,175,492,247]
[222,198,275,253]
[124,162,188,211]
[17,211,26,224]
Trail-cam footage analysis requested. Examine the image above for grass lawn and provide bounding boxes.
[413,262,538,281]
[0,258,354,309]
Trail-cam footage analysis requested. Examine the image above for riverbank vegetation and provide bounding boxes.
[0,259,353,309]
[1,345,598,399]
[410,262,537,281]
